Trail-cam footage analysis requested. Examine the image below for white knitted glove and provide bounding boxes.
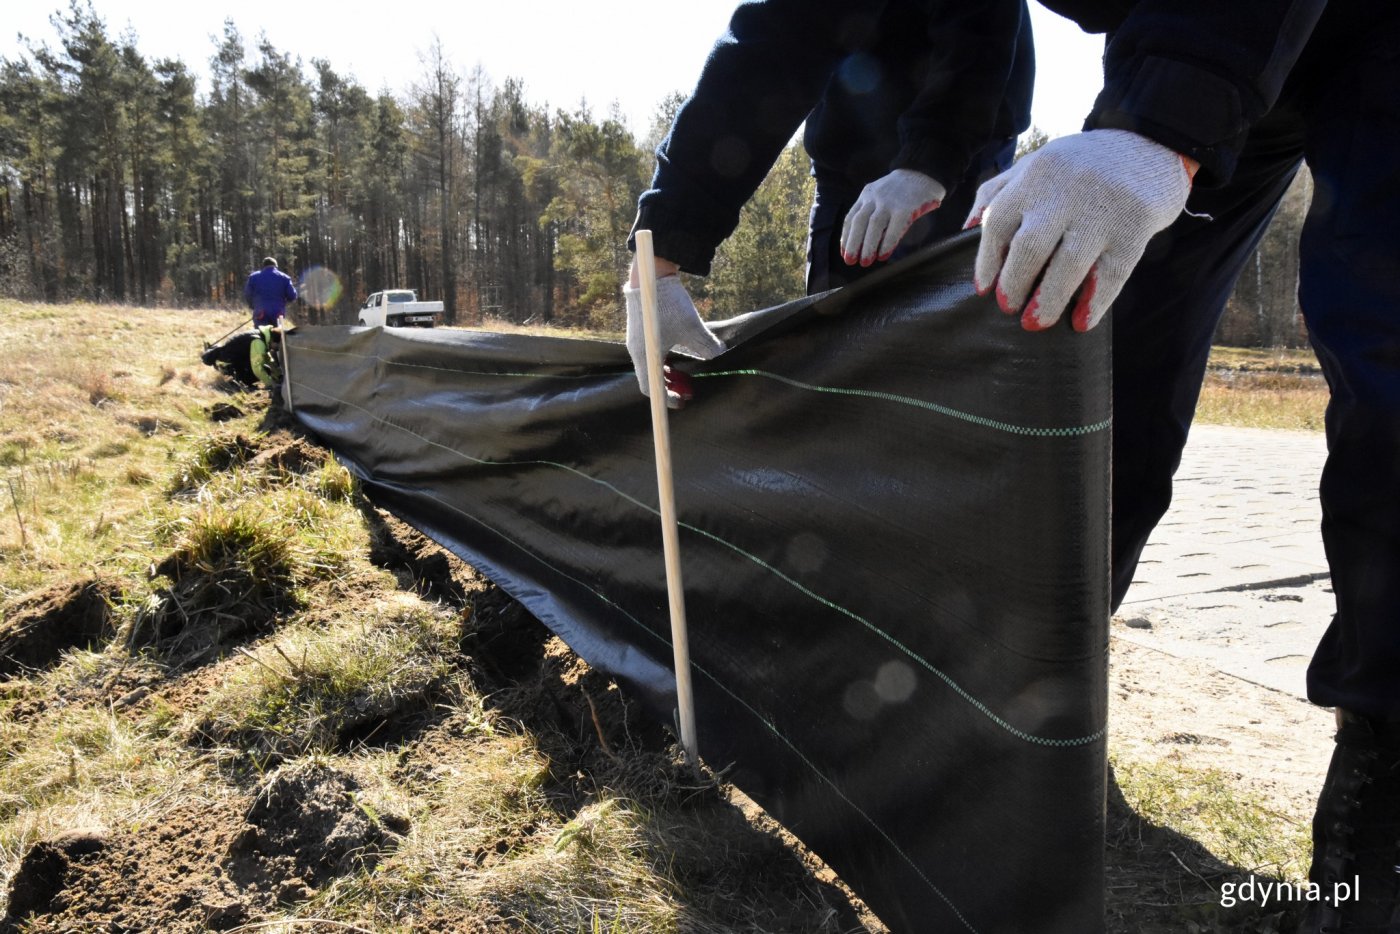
[966,129,1194,332]
[623,276,725,404]
[841,169,948,267]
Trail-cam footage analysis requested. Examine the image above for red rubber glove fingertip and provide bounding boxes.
[1070,270,1099,333]
[995,283,1018,314]
[1020,294,1052,332]
[662,364,695,403]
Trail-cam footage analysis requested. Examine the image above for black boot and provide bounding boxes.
[1299,710,1400,933]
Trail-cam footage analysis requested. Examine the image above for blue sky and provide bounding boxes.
[3,1,1104,140]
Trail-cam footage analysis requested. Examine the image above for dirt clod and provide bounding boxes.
[247,436,322,474]
[3,831,107,920]
[0,765,404,934]
[227,761,407,887]
[368,508,472,603]
[208,402,243,422]
[0,578,120,677]
[200,898,249,931]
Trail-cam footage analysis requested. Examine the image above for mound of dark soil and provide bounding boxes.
[227,761,408,887]
[367,507,474,603]
[2,830,107,921]
[1,765,407,934]
[248,435,323,474]
[207,402,243,423]
[0,578,120,677]
[1,799,250,933]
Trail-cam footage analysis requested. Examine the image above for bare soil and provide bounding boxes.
[2,762,404,933]
[0,578,120,678]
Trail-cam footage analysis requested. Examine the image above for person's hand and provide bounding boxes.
[840,169,947,267]
[966,128,1196,332]
[623,275,725,408]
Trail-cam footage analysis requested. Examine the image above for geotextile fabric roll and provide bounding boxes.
[287,232,1111,933]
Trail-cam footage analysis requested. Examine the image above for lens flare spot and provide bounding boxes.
[843,680,881,720]
[300,266,343,310]
[836,54,881,95]
[874,661,916,703]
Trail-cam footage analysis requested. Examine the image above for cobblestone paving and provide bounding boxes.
[1114,424,1332,698]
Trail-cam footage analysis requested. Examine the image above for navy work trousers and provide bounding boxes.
[1110,19,1400,719]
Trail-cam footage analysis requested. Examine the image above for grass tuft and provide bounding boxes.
[195,603,458,761]
[1113,755,1309,881]
[84,373,121,407]
[130,504,304,655]
[167,433,255,494]
[314,456,358,502]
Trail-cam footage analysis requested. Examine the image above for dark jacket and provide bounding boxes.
[1041,0,1382,186]
[632,0,1032,276]
[804,2,1032,189]
[201,332,260,386]
[243,266,298,326]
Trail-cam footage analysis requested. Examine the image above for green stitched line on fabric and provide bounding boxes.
[696,369,1111,437]
[354,476,981,934]
[294,380,1104,750]
[295,346,1109,436]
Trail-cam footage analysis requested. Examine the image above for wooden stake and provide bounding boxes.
[277,316,294,413]
[634,230,699,767]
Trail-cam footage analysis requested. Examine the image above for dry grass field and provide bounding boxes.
[0,300,1327,933]
[1197,346,1327,431]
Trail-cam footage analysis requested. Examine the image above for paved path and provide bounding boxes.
[1113,424,1332,699]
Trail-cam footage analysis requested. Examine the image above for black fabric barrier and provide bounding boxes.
[286,232,1110,933]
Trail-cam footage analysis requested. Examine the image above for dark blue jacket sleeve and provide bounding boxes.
[243,274,255,310]
[1042,0,1327,185]
[284,274,297,304]
[631,0,898,276]
[889,1,1033,187]
[632,0,1033,275]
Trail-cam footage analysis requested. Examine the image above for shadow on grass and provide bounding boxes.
[1107,764,1307,934]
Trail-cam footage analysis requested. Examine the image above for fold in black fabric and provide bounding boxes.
[287,231,1110,933]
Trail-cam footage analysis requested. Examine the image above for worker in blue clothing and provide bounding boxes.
[964,2,1400,929]
[243,256,298,328]
[621,0,1032,404]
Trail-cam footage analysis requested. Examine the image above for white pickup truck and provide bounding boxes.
[357,289,444,328]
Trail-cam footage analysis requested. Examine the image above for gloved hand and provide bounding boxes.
[841,169,947,267]
[623,275,725,407]
[966,128,1196,332]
